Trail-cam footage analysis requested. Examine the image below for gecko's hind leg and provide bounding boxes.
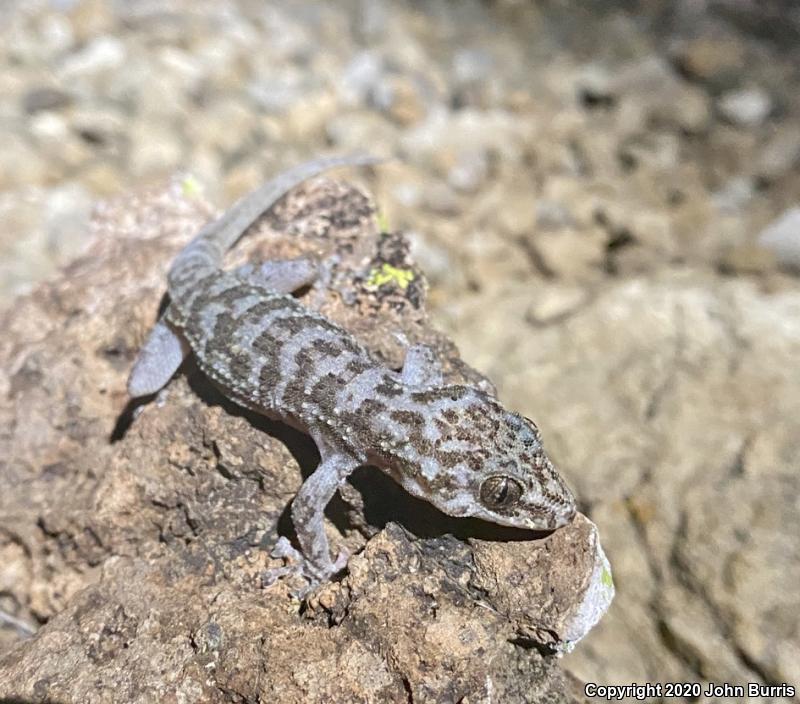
[234,257,318,293]
[401,343,443,389]
[263,450,359,593]
[127,315,190,398]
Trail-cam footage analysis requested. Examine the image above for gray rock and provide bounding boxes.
[22,87,72,113]
[447,149,489,193]
[339,50,385,106]
[575,64,616,107]
[758,207,800,270]
[452,48,494,85]
[712,176,755,214]
[757,126,800,181]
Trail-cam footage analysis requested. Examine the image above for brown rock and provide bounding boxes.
[672,37,746,89]
[0,175,608,702]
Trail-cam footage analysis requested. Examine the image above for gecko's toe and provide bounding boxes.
[270,536,302,562]
[260,564,296,588]
[261,540,348,597]
[331,548,350,573]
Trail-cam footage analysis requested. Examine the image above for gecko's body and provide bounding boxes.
[128,155,576,586]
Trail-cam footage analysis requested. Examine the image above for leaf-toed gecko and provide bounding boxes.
[127,154,577,590]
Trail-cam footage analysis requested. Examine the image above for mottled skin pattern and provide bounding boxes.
[128,155,576,588]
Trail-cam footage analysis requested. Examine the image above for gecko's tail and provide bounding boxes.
[166,153,385,306]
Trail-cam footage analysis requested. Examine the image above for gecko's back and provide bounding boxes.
[176,271,392,457]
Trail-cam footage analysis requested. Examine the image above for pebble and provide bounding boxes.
[23,87,72,114]
[59,35,126,79]
[756,126,800,181]
[672,37,746,88]
[758,207,800,270]
[717,87,772,127]
[525,284,587,324]
[712,177,755,214]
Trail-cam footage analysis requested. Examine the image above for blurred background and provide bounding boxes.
[1,0,798,697]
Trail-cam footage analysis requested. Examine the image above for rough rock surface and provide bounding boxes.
[452,272,800,697]
[3,0,800,696]
[0,177,606,703]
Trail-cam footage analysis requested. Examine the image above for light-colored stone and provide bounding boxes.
[758,207,800,270]
[58,35,126,79]
[757,125,800,181]
[718,87,772,127]
[129,123,185,178]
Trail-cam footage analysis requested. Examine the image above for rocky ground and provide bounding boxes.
[1,0,799,699]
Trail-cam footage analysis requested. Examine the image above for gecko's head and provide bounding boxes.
[401,386,577,531]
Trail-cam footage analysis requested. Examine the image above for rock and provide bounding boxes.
[525,284,587,325]
[372,76,427,126]
[575,64,616,108]
[672,37,746,89]
[42,183,95,263]
[129,122,184,178]
[68,106,127,150]
[79,161,125,196]
[324,111,398,154]
[421,180,462,216]
[617,133,680,172]
[247,70,310,114]
[527,227,607,280]
[0,135,50,190]
[450,273,800,690]
[0,0,799,695]
[712,176,755,214]
[39,13,76,56]
[451,47,498,107]
[612,56,712,134]
[28,111,70,143]
[718,242,775,275]
[756,125,800,182]
[22,87,72,114]
[453,48,494,86]
[0,176,609,702]
[402,108,523,165]
[758,207,800,270]
[0,183,93,300]
[717,87,772,127]
[58,35,126,79]
[67,0,115,41]
[447,148,489,193]
[338,50,385,106]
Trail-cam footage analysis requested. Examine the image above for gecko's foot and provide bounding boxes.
[261,539,349,598]
[331,547,350,574]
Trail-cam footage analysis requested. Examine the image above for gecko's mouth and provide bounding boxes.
[488,504,577,532]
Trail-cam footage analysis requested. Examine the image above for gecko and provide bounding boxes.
[127,154,577,589]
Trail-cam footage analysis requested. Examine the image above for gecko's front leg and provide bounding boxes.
[264,448,360,592]
[401,343,443,389]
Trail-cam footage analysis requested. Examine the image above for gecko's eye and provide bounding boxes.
[479,476,523,510]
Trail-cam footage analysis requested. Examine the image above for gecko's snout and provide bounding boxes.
[556,501,578,526]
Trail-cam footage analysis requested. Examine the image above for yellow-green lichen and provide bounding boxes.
[181,174,202,198]
[601,564,614,589]
[366,263,415,290]
[376,211,390,233]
